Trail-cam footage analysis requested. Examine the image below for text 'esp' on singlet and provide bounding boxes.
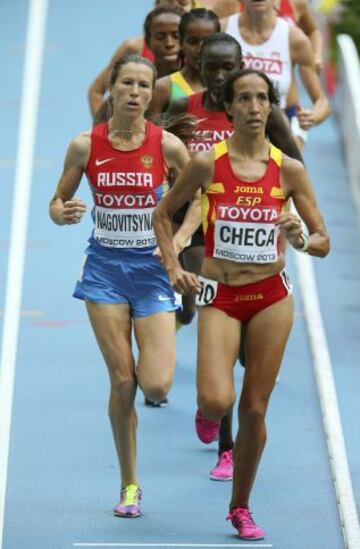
[85,122,168,250]
[202,140,287,264]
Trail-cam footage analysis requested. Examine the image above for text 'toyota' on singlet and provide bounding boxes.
[202,140,287,264]
[85,122,168,250]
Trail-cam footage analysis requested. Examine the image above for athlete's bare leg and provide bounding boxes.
[134,311,176,403]
[197,306,241,420]
[86,302,138,487]
[230,295,294,508]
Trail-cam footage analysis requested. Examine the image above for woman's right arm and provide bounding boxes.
[49,133,90,226]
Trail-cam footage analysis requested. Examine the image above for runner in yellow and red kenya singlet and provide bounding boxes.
[50,55,198,519]
[168,32,304,481]
[185,92,233,153]
[153,68,329,541]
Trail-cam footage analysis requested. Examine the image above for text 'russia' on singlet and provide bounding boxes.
[85,122,168,250]
[202,140,286,264]
[225,14,292,108]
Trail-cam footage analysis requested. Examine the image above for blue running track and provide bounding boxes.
[0,1,359,548]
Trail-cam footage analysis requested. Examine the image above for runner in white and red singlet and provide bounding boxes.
[221,0,330,148]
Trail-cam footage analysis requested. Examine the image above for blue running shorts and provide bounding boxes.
[73,241,181,318]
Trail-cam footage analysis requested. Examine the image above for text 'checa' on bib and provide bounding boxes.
[213,204,280,264]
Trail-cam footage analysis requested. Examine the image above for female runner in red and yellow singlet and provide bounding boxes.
[153,68,329,540]
[168,32,304,480]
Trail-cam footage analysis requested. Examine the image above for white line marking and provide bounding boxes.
[293,250,360,548]
[0,0,48,547]
[73,544,273,548]
[0,310,44,317]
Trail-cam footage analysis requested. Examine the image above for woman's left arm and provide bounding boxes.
[295,0,323,73]
[154,144,213,293]
[277,157,330,257]
[290,27,331,129]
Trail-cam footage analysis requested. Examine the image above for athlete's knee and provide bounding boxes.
[239,397,268,428]
[198,391,235,421]
[142,379,171,404]
[108,376,137,418]
[108,363,136,396]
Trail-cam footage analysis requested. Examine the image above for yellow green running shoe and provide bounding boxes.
[113,484,141,518]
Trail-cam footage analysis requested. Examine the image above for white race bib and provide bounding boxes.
[195,276,218,306]
[213,205,279,264]
[94,205,156,248]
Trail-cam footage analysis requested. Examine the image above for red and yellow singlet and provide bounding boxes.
[202,140,287,264]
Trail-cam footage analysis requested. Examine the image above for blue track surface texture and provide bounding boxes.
[1,1,358,548]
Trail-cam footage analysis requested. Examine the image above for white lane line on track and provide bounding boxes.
[0,0,48,547]
[293,250,360,549]
[73,544,273,548]
[0,310,44,317]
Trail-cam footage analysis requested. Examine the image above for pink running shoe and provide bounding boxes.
[227,507,266,541]
[195,409,220,444]
[113,484,142,518]
[209,450,233,481]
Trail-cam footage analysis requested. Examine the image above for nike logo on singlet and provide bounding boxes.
[95,158,115,166]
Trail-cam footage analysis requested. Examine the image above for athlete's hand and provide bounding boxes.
[276,212,303,247]
[296,107,316,130]
[168,267,202,295]
[153,236,185,262]
[61,198,87,224]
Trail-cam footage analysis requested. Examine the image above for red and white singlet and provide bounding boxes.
[225,14,292,108]
[186,92,233,153]
[202,140,287,264]
[85,122,168,249]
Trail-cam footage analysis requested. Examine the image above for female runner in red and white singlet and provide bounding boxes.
[50,54,200,519]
